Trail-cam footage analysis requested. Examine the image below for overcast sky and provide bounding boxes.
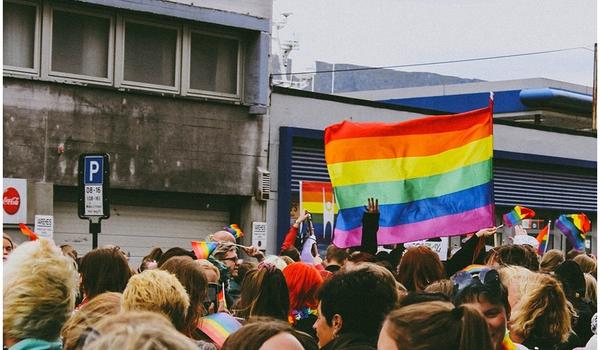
[272,0,596,87]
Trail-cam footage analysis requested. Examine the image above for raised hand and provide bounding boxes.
[365,197,379,214]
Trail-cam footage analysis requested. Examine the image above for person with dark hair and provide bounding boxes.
[451,265,525,350]
[485,244,539,271]
[78,247,132,308]
[396,245,446,292]
[398,292,450,307]
[324,245,348,273]
[138,247,163,273]
[567,248,585,261]
[281,247,301,262]
[554,260,594,345]
[233,262,290,322]
[314,267,397,349]
[157,247,196,267]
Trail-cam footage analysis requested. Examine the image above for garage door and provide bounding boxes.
[54,201,230,268]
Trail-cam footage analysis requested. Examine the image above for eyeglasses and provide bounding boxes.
[451,266,501,298]
[219,257,238,263]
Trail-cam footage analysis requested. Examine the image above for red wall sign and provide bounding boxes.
[3,187,21,215]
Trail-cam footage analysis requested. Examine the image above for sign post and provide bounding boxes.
[78,154,110,249]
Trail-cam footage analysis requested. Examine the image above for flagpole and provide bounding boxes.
[545,220,551,254]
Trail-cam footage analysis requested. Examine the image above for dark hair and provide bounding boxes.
[234,264,290,321]
[397,246,446,292]
[139,247,163,273]
[489,245,539,271]
[222,317,299,350]
[566,249,585,260]
[400,292,451,307]
[453,279,510,317]
[348,251,377,264]
[281,247,301,262]
[80,247,132,299]
[554,260,586,299]
[235,262,257,285]
[325,245,349,264]
[157,247,196,267]
[317,267,397,339]
[160,256,208,338]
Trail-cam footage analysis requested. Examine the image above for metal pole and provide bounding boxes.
[544,220,551,254]
[89,219,101,249]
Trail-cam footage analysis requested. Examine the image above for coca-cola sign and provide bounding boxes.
[3,187,20,215]
[3,178,27,224]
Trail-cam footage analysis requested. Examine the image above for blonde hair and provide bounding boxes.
[83,311,198,350]
[61,292,122,350]
[424,279,455,300]
[539,249,565,273]
[583,273,597,307]
[498,265,535,306]
[195,259,221,282]
[122,269,190,332]
[509,273,572,344]
[3,239,79,342]
[573,254,596,276]
[383,301,493,350]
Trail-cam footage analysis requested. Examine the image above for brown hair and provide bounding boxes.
[60,244,78,261]
[583,273,597,307]
[573,254,596,277]
[509,273,572,344]
[222,317,300,350]
[79,247,132,299]
[397,246,446,292]
[486,244,539,271]
[383,301,493,350]
[160,256,208,337]
[61,292,122,350]
[326,245,349,264]
[424,279,455,300]
[233,264,290,321]
[539,249,565,273]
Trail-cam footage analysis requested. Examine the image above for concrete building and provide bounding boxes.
[270,79,596,255]
[3,0,272,266]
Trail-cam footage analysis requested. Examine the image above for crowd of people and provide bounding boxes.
[2,204,598,350]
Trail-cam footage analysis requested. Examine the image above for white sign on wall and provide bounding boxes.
[3,178,27,224]
[34,215,54,240]
[252,222,267,250]
[404,237,450,261]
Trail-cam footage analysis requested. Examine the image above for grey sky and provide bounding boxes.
[272,0,596,87]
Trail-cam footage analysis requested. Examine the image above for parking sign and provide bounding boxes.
[78,154,110,219]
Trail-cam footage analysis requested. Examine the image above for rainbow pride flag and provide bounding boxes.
[555,213,591,251]
[535,223,550,255]
[300,181,339,216]
[502,205,535,227]
[224,224,244,239]
[324,104,495,247]
[19,223,38,241]
[191,241,218,260]
[197,312,242,348]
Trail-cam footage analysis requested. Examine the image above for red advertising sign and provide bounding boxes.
[3,187,20,215]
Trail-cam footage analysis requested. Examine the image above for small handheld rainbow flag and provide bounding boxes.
[197,312,242,348]
[191,241,218,260]
[535,222,550,255]
[502,205,535,227]
[224,224,244,239]
[19,223,38,241]
[555,213,591,251]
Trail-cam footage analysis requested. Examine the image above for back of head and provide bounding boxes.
[157,247,195,267]
[383,301,493,350]
[283,262,323,310]
[554,260,586,299]
[208,230,237,243]
[397,246,446,292]
[489,244,539,271]
[222,317,302,350]
[235,263,290,321]
[583,273,597,307]
[539,249,565,273]
[3,239,79,342]
[61,244,78,261]
[80,247,132,299]
[498,265,535,309]
[423,279,455,301]
[318,266,398,339]
[280,247,301,262]
[83,311,198,350]
[195,259,221,283]
[573,254,596,277]
[510,273,572,345]
[160,256,208,336]
[122,269,190,332]
[326,245,349,265]
[566,248,585,260]
[61,292,122,350]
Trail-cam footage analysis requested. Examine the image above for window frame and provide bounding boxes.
[41,3,115,86]
[181,26,243,101]
[115,15,182,94]
[3,0,42,77]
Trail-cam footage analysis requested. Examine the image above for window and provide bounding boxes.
[47,8,112,80]
[190,33,240,95]
[116,18,180,92]
[3,0,40,74]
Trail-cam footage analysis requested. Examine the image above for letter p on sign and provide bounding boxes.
[84,156,104,185]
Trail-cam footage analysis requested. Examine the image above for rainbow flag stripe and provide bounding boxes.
[197,312,242,348]
[300,181,339,217]
[191,241,218,260]
[324,105,494,247]
[224,224,244,239]
[535,223,549,255]
[502,205,535,227]
[555,214,590,251]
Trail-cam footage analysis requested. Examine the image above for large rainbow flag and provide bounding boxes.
[324,104,495,247]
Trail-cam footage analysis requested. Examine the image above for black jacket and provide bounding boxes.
[321,333,376,350]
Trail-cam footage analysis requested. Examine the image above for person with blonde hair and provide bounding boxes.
[3,239,79,349]
[509,273,575,348]
[122,269,190,333]
[583,273,597,310]
[574,254,597,278]
[497,265,536,309]
[61,292,122,350]
[539,249,565,273]
[3,232,15,261]
[81,311,201,350]
[378,301,494,350]
[424,279,455,300]
[196,258,221,283]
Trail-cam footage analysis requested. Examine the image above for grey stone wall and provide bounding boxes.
[4,78,268,196]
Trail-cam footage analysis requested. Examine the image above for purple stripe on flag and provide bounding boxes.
[332,204,494,248]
